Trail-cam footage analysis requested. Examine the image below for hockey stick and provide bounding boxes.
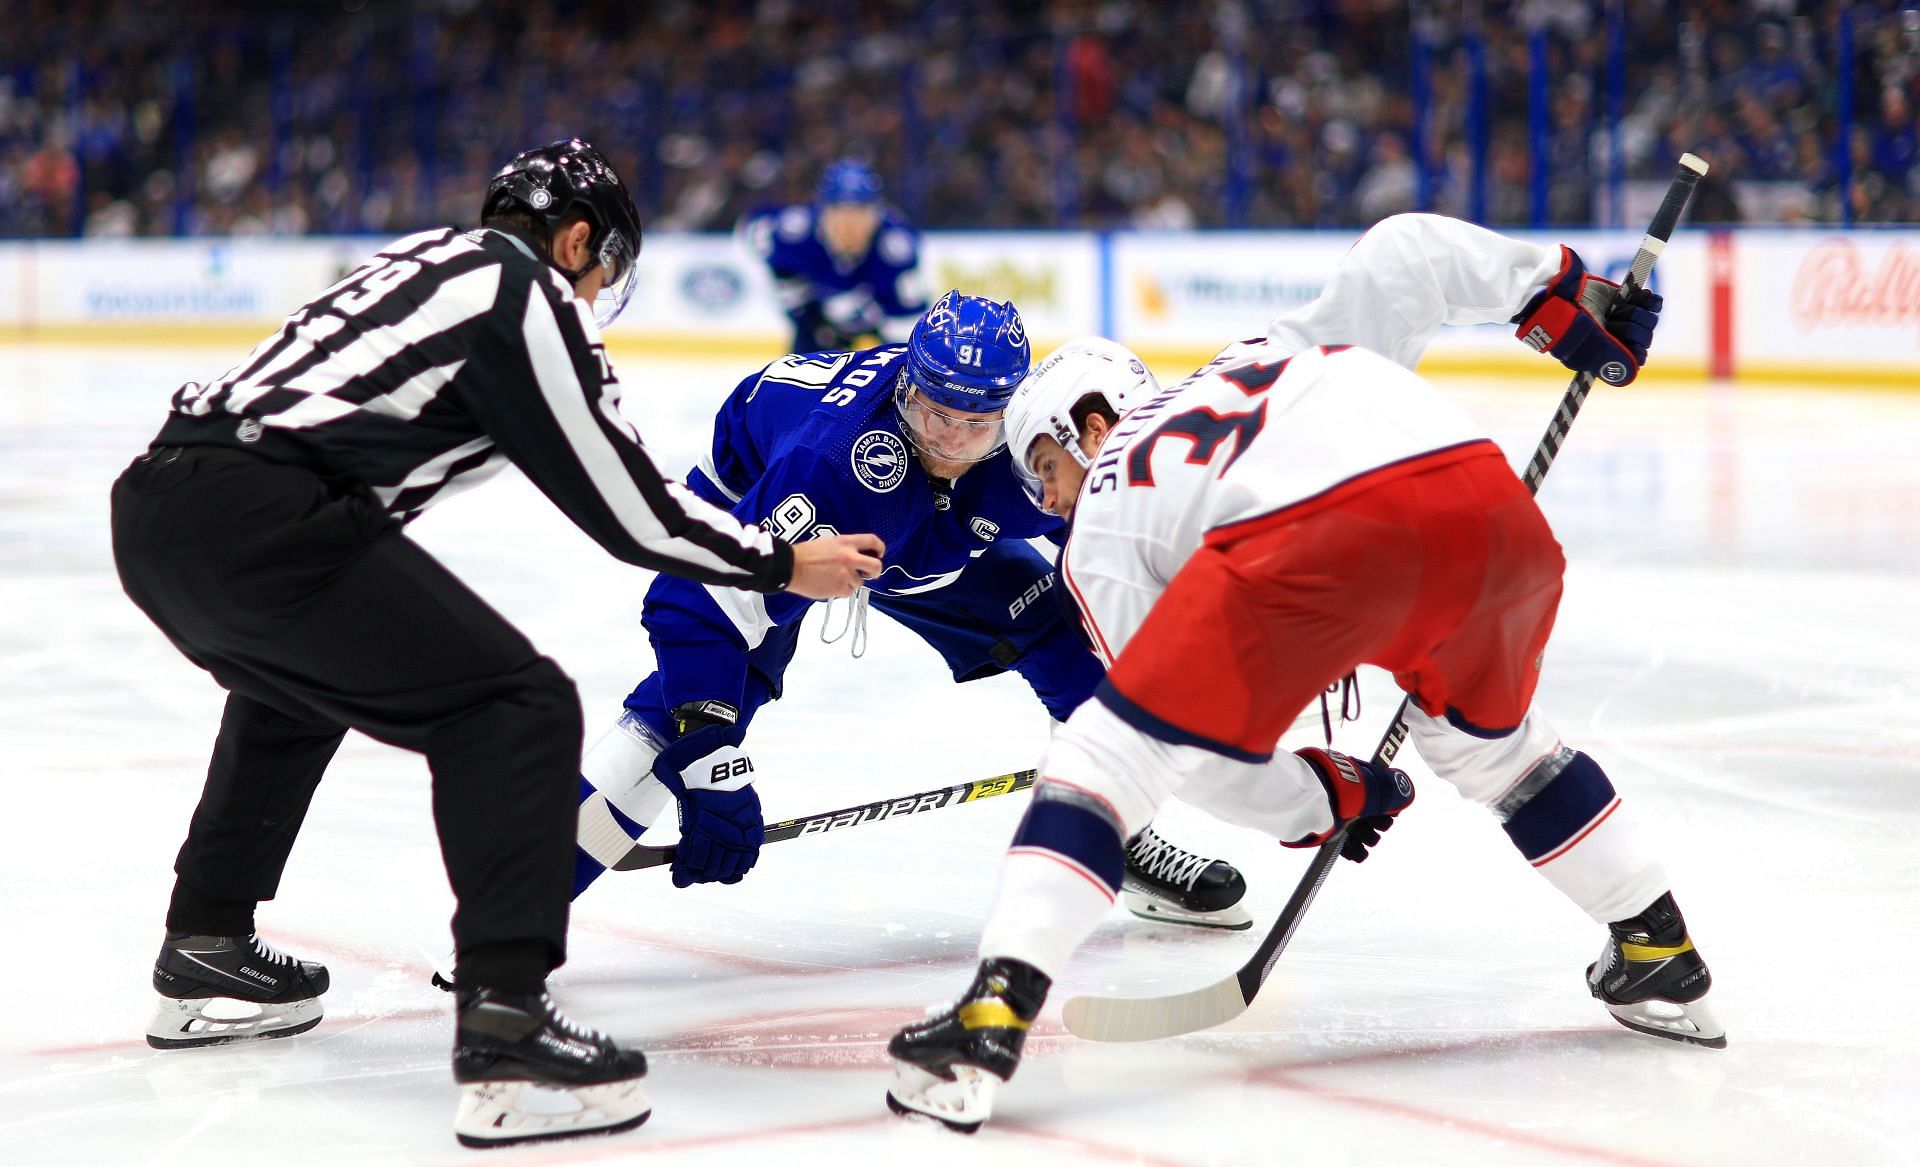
[427,770,1040,988]
[1062,153,1710,1043]
[426,769,1037,991]
[611,768,1037,871]
[433,772,1031,988]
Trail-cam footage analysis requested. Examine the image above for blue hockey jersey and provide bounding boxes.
[645,345,1062,713]
[741,204,928,344]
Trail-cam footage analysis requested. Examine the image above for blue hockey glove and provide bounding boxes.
[1512,246,1664,386]
[650,717,764,888]
[1283,747,1416,863]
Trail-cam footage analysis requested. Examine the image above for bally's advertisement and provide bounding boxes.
[1739,231,1920,381]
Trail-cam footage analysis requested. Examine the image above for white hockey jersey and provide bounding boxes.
[1060,213,1562,665]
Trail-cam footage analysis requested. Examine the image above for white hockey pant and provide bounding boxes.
[574,712,673,869]
[978,700,1331,977]
[1402,703,1669,925]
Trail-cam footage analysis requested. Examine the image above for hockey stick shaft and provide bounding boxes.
[1067,153,1709,1042]
[1523,153,1709,491]
[611,768,1037,871]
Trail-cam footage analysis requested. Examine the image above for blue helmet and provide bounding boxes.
[816,159,883,205]
[904,290,1030,414]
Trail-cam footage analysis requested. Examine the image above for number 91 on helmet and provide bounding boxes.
[483,138,644,329]
[895,290,1030,464]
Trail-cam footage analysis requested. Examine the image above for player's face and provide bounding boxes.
[900,387,1005,465]
[1026,434,1089,519]
[820,204,880,258]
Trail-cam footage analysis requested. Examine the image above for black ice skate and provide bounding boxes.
[452,987,651,1149]
[1587,892,1726,1049]
[1121,825,1252,930]
[886,957,1051,1133]
[146,931,329,1049]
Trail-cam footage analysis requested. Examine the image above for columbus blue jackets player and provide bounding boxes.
[569,291,1251,928]
[743,160,929,354]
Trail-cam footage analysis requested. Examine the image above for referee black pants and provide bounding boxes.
[111,445,579,990]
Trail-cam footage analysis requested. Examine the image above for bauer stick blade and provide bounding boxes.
[612,768,1037,871]
[1063,153,1709,1043]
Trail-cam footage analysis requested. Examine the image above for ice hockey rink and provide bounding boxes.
[3,339,1916,1167]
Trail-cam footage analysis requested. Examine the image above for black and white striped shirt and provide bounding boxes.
[154,225,793,592]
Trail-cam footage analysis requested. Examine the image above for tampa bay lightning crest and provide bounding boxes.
[851,430,909,492]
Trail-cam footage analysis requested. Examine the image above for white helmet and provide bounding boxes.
[1004,337,1160,495]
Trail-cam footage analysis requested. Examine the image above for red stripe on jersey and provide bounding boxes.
[1530,798,1622,867]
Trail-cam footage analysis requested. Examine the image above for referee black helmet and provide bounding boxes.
[484,138,643,327]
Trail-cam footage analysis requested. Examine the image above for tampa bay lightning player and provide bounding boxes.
[569,291,1253,929]
[742,159,929,354]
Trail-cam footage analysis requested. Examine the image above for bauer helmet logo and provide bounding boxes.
[529,188,552,210]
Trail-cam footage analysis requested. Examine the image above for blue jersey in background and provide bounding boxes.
[742,205,929,353]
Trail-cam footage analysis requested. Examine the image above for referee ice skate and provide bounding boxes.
[110,138,882,1149]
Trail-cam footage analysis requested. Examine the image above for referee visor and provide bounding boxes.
[593,229,637,329]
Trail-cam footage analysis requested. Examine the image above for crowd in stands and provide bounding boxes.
[1,0,1914,239]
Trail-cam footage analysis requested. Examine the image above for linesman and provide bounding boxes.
[110,138,883,1148]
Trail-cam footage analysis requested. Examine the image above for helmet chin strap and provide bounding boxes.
[549,254,595,285]
[1065,431,1094,470]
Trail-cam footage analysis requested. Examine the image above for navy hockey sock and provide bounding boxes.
[1497,749,1618,863]
[1009,787,1127,893]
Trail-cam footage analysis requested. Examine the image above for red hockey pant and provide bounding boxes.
[1103,442,1566,757]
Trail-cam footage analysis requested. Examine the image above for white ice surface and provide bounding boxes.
[2,341,1917,1166]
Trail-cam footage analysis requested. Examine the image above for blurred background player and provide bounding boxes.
[887,213,1722,1133]
[109,137,883,1148]
[743,159,930,355]
[565,289,1251,931]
